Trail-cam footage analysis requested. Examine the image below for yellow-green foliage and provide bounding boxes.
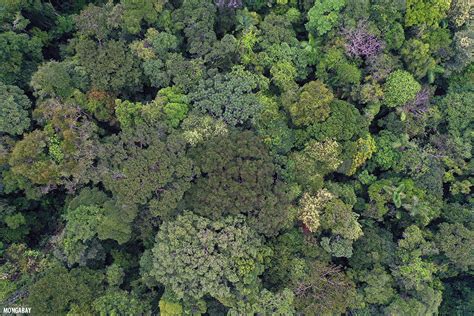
[348,134,376,176]
[159,299,184,316]
[299,189,334,232]
[405,0,451,27]
[288,80,333,126]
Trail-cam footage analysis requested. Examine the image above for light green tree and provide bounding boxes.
[383,70,421,107]
[306,0,346,36]
[150,212,271,308]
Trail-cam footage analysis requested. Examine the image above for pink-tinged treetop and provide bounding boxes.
[403,86,432,117]
[343,21,384,59]
[215,0,242,9]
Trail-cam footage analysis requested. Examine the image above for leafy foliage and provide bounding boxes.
[0,1,471,315]
[287,80,333,126]
[383,70,421,107]
[0,31,43,88]
[190,66,269,125]
[306,0,346,36]
[0,83,31,135]
[185,130,293,236]
[149,212,271,307]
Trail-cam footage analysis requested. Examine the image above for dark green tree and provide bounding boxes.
[72,39,142,95]
[0,31,43,87]
[27,263,104,315]
[0,83,31,135]
[185,130,294,236]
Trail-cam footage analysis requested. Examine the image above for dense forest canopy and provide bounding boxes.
[0,0,473,315]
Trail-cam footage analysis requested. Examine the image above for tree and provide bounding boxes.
[309,100,367,141]
[215,0,243,9]
[270,61,298,92]
[393,225,439,291]
[448,0,472,27]
[401,39,437,79]
[30,61,76,99]
[315,47,362,89]
[121,0,167,34]
[62,204,108,266]
[0,31,43,87]
[114,99,145,130]
[36,99,98,184]
[6,99,99,194]
[295,182,362,258]
[320,198,363,241]
[0,200,29,243]
[190,66,269,126]
[165,53,205,92]
[228,289,295,315]
[294,261,357,315]
[149,212,270,307]
[383,70,421,107]
[253,42,314,84]
[0,83,31,135]
[7,130,60,186]
[343,21,384,58]
[172,0,217,57]
[27,263,104,315]
[289,139,342,191]
[439,279,474,315]
[448,27,473,73]
[0,243,44,303]
[60,187,139,266]
[392,256,438,291]
[185,130,293,236]
[265,228,328,289]
[349,223,396,271]
[74,2,118,41]
[306,0,346,36]
[131,28,179,88]
[298,189,334,233]
[435,223,474,273]
[158,291,184,316]
[367,53,402,82]
[96,126,193,219]
[287,80,333,127]
[320,236,354,257]
[352,265,396,305]
[405,0,451,28]
[254,95,295,154]
[69,89,117,123]
[106,264,124,287]
[346,134,377,176]
[180,114,229,147]
[72,39,142,95]
[384,296,432,316]
[153,86,189,128]
[366,178,441,225]
[439,91,473,139]
[384,22,406,50]
[258,13,298,49]
[93,289,150,315]
[204,34,240,71]
[371,0,404,35]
